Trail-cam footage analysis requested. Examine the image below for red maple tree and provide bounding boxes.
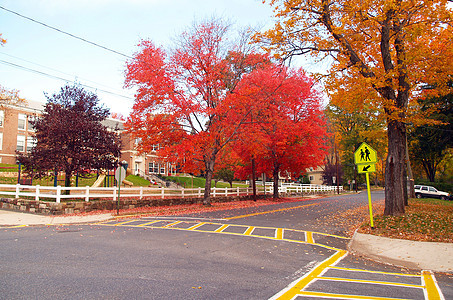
[233,64,327,198]
[124,20,268,205]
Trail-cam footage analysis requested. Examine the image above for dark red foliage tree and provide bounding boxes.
[17,84,121,188]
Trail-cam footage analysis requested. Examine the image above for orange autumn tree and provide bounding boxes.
[124,20,268,205]
[256,0,453,216]
[233,64,327,198]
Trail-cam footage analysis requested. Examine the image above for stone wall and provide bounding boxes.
[0,195,265,215]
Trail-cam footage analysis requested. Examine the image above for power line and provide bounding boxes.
[0,51,128,95]
[0,59,134,100]
[0,5,133,60]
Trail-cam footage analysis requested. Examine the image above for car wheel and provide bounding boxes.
[415,193,422,199]
[441,196,447,201]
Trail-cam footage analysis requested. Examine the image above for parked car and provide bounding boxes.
[414,185,450,200]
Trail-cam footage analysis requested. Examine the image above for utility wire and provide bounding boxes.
[0,59,134,100]
[0,51,128,95]
[0,5,133,60]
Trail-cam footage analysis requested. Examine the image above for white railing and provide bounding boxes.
[0,183,341,203]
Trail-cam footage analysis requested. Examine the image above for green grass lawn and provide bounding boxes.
[0,163,18,172]
[164,175,247,189]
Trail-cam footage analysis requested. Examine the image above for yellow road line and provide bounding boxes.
[224,202,320,220]
[296,291,411,300]
[162,221,182,228]
[214,224,229,233]
[328,266,421,277]
[306,231,314,243]
[186,222,206,231]
[136,220,161,227]
[422,270,445,300]
[270,250,347,299]
[114,220,139,226]
[318,276,423,289]
[275,228,283,239]
[244,226,255,235]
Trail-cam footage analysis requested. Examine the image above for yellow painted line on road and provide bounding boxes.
[162,221,182,228]
[275,228,283,239]
[214,224,229,233]
[136,220,161,227]
[244,226,255,235]
[295,291,411,300]
[422,270,445,300]
[224,202,320,220]
[318,276,424,289]
[114,220,140,226]
[328,266,421,277]
[306,231,314,243]
[186,222,206,231]
[270,250,347,299]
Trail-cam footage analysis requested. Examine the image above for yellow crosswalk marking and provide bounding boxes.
[214,224,229,233]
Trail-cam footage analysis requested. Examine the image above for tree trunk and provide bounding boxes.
[64,171,72,196]
[203,156,216,206]
[251,158,256,201]
[384,119,406,216]
[273,165,279,199]
[405,136,415,198]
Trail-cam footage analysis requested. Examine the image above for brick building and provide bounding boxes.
[0,100,176,177]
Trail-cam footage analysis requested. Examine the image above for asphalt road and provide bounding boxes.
[1,191,452,299]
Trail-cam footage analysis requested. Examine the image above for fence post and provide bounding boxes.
[182,188,185,199]
[161,187,165,199]
[35,185,40,201]
[113,187,117,201]
[15,184,20,198]
[198,187,201,198]
[225,187,228,196]
[55,185,60,203]
[213,187,216,197]
[237,187,239,196]
[140,186,143,200]
[85,186,90,202]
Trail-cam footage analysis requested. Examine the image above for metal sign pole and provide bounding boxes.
[117,167,121,216]
[366,173,374,229]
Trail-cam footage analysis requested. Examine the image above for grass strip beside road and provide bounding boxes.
[359,198,453,243]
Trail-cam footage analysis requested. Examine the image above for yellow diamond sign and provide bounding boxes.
[354,142,377,165]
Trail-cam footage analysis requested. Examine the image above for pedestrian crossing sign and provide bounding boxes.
[354,142,377,165]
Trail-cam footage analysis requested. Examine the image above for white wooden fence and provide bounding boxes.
[0,183,341,203]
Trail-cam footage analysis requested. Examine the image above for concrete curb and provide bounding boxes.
[348,231,453,273]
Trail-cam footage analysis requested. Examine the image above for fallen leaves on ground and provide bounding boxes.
[358,199,453,243]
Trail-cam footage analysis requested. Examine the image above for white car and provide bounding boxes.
[414,185,450,200]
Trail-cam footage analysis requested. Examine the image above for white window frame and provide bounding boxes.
[27,115,36,132]
[18,113,27,130]
[17,135,26,152]
[0,110,4,127]
[0,132,3,151]
[26,136,36,153]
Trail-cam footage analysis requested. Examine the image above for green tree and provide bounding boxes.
[410,92,453,182]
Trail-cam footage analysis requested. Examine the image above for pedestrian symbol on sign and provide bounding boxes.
[354,143,377,165]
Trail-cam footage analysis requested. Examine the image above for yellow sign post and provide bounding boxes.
[354,142,377,229]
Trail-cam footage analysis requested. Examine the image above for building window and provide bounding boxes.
[160,165,165,174]
[26,136,36,152]
[27,115,36,131]
[17,135,25,152]
[149,162,159,174]
[152,144,159,152]
[309,175,314,181]
[0,110,4,127]
[18,114,27,130]
[0,132,3,150]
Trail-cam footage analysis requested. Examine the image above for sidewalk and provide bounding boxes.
[0,209,113,226]
[349,231,453,273]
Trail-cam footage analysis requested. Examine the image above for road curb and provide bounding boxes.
[348,230,453,273]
